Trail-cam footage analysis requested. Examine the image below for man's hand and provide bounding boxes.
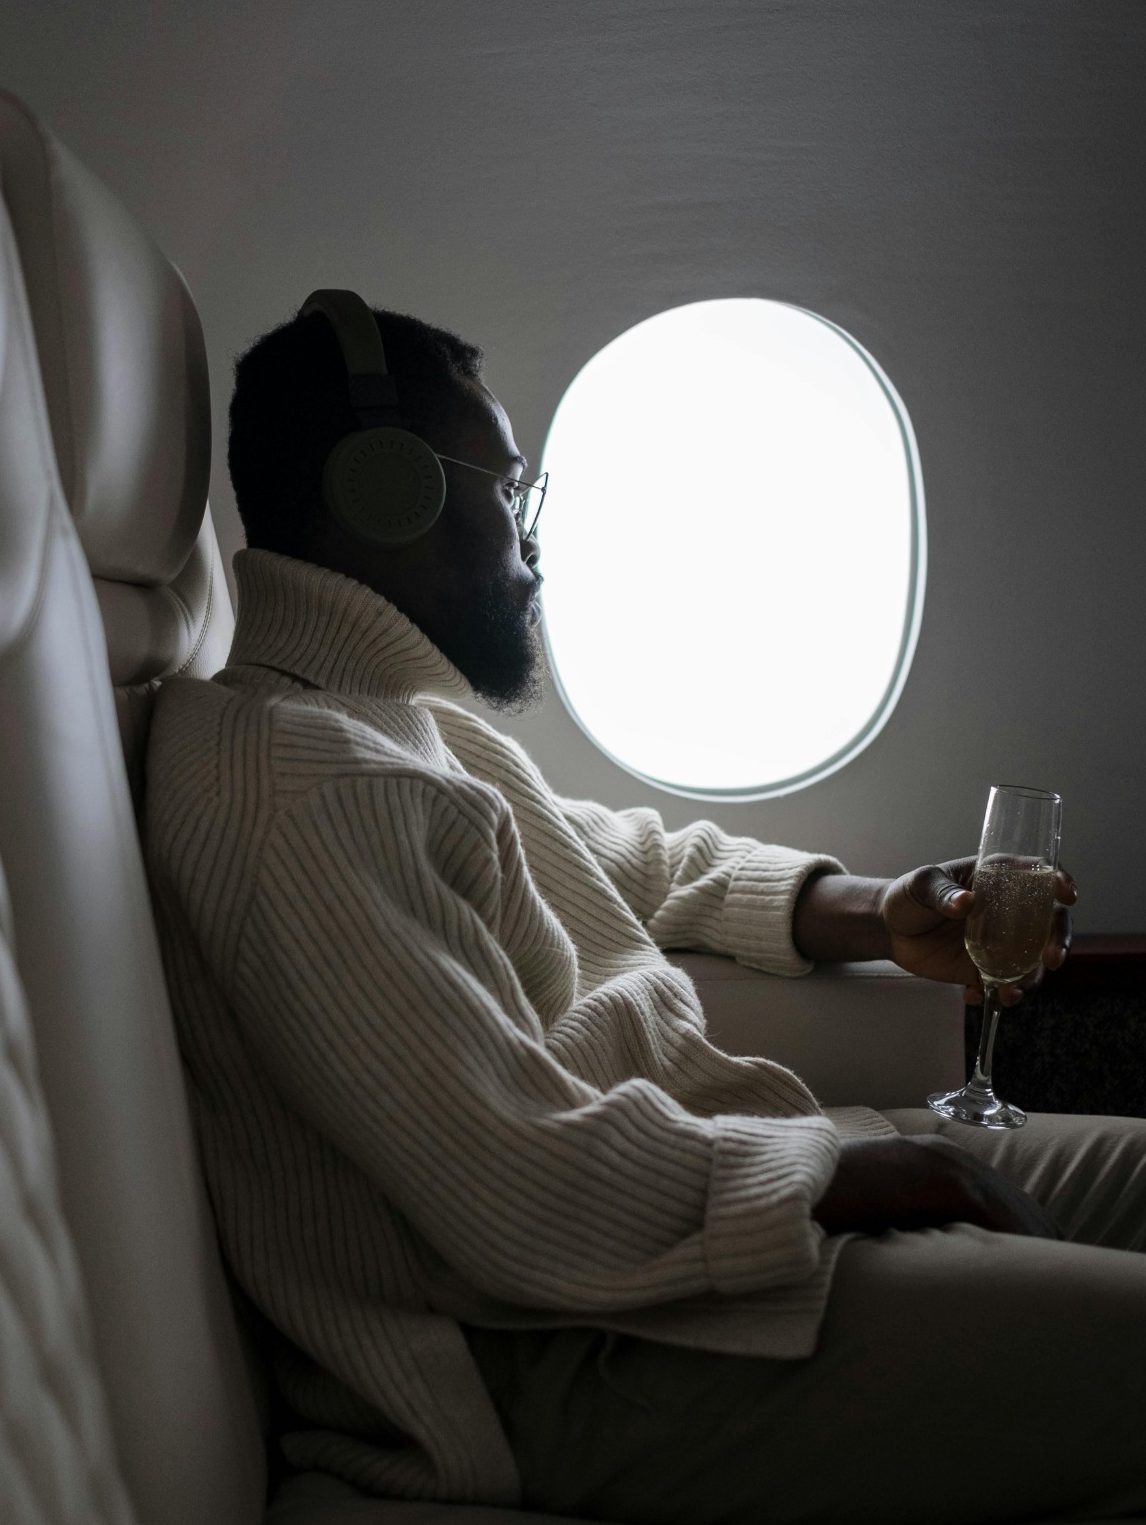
[812,1135,1062,1239]
[879,858,1078,1006]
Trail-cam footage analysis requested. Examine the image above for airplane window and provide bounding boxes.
[537,298,925,799]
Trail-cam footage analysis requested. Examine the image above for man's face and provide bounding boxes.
[324,380,545,712]
[424,383,545,712]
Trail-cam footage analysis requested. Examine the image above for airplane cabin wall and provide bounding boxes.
[2,0,1142,933]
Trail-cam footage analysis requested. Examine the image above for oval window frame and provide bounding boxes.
[537,300,927,802]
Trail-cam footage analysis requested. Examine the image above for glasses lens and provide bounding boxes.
[518,486,541,538]
[519,473,548,539]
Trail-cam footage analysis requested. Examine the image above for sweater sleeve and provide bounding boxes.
[231,772,840,1314]
[555,796,847,977]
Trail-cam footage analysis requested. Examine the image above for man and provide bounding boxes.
[145,297,1146,1525]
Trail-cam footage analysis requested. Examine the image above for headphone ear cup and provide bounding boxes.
[322,427,446,546]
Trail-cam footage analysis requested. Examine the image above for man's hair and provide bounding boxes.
[227,305,484,556]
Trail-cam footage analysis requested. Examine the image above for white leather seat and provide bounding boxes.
[0,87,267,1525]
[0,87,968,1525]
[0,850,137,1525]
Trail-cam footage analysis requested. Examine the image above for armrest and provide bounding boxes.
[665,953,965,1110]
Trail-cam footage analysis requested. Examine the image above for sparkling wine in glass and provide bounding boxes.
[927,784,1062,1129]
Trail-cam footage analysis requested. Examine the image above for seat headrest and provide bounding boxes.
[0,89,207,586]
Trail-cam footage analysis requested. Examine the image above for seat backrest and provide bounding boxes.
[0,89,266,1525]
[0,87,235,807]
[0,850,137,1525]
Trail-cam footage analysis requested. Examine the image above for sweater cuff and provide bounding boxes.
[703,1115,840,1296]
[723,847,847,977]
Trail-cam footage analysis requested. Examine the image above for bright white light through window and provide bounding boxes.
[537,299,926,799]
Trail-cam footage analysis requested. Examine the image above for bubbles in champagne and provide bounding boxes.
[965,859,1056,982]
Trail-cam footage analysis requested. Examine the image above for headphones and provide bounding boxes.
[299,288,446,547]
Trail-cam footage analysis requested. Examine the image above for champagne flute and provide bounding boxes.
[927,784,1062,1129]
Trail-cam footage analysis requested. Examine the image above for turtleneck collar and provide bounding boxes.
[225,548,474,704]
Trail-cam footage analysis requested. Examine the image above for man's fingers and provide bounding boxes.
[936,858,977,907]
[940,856,978,886]
[915,862,974,915]
[1001,969,1042,1005]
[1042,905,1072,970]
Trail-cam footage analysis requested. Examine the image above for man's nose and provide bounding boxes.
[521,532,541,569]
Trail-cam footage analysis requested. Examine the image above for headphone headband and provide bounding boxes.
[300,288,400,427]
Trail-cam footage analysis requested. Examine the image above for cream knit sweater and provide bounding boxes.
[144,548,893,1506]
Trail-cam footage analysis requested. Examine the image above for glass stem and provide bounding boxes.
[969,983,1003,1093]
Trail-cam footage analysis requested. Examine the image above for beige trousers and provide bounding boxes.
[466,1111,1146,1525]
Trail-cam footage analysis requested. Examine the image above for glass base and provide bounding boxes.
[927,1084,1027,1129]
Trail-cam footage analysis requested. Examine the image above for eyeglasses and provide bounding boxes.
[434,452,549,540]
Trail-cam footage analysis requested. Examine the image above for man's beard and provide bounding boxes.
[439,576,545,714]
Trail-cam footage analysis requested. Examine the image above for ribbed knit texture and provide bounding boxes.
[143,548,892,1507]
